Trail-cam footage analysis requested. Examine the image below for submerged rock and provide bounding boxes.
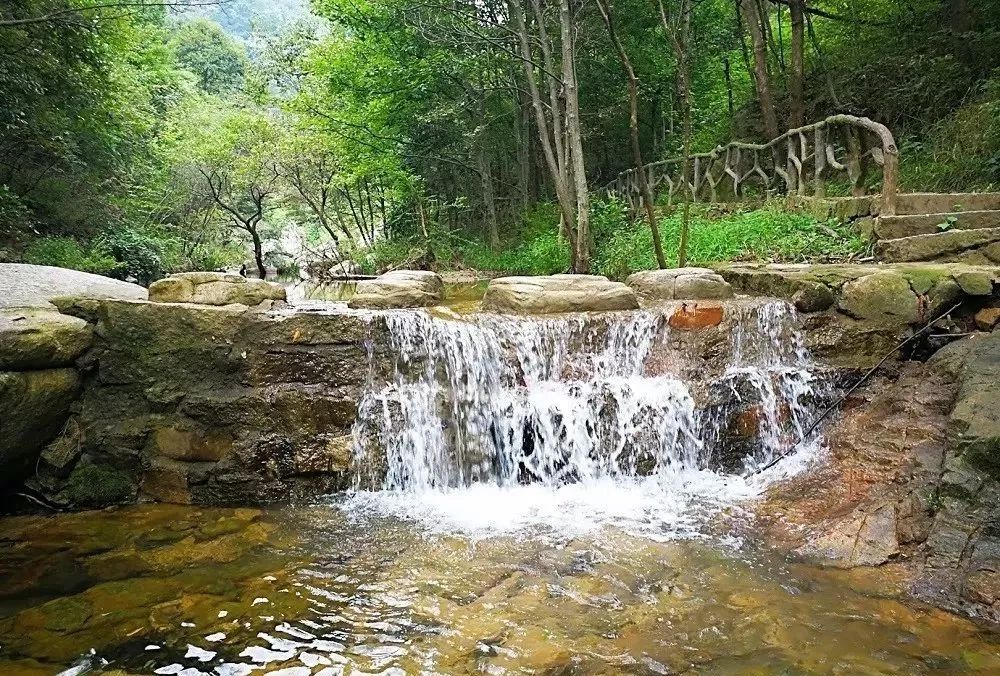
[626,267,733,303]
[149,272,286,307]
[348,270,443,309]
[482,274,638,314]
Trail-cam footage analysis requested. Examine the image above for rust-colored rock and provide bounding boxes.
[974,306,1000,331]
[668,303,724,330]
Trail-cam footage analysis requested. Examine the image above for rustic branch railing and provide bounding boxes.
[603,115,899,215]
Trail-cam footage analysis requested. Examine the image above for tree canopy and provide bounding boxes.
[2,0,999,278]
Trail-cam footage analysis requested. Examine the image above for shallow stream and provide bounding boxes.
[2,505,1000,675]
[3,296,1000,674]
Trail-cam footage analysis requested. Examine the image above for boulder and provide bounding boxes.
[482,274,638,314]
[974,307,1000,331]
[932,332,1000,478]
[348,270,444,309]
[0,263,147,309]
[0,368,81,485]
[626,268,733,303]
[149,272,286,307]
[0,309,92,370]
[838,272,920,325]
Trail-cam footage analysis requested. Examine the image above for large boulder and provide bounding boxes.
[0,368,81,485]
[626,267,733,303]
[149,272,286,307]
[482,274,639,314]
[0,263,146,309]
[348,270,444,309]
[0,309,92,370]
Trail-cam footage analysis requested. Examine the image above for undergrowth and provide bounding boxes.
[365,198,864,279]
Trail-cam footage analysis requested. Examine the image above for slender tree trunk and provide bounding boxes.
[788,0,805,128]
[478,142,500,250]
[741,0,780,139]
[509,0,578,267]
[597,0,666,269]
[560,0,590,273]
[659,0,693,268]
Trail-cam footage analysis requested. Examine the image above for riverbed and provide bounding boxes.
[2,504,999,674]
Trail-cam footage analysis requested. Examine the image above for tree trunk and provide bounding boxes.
[788,0,805,128]
[597,0,666,269]
[248,225,266,279]
[659,0,693,268]
[509,0,578,268]
[560,0,590,273]
[478,142,500,250]
[741,0,780,140]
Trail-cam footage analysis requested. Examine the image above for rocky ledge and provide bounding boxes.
[0,265,146,490]
[148,271,286,308]
[715,262,1000,369]
[758,329,1000,623]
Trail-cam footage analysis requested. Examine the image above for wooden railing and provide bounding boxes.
[603,115,900,215]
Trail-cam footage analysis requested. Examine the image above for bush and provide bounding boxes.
[21,237,121,276]
[96,226,166,284]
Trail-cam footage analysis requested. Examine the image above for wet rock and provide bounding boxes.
[974,307,1000,331]
[668,303,724,330]
[626,268,733,303]
[801,504,899,567]
[0,309,92,370]
[791,282,835,313]
[0,368,81,486]
[149,272,286,307]
[349,270,443,309]
[153,425,233,462]
[482,274,638,314]
[838,272,919,325]
[141,458,193,504]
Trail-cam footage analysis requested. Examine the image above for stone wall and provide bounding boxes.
[29,300,382,507]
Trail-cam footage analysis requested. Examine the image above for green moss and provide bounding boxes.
[65,464,134,508]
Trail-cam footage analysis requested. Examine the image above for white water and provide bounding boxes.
[343,301,825,540]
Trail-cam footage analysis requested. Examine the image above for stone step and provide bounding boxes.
[874,210,1000,239]
[876,227,1000,264]
[895,192,1000,215]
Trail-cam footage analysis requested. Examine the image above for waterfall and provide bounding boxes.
[352,301,823,493]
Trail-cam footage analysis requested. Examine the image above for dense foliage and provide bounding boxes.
[1,0,998,279]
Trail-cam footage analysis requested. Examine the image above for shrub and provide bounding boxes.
[96,226,166,284]
[21,237,121,276]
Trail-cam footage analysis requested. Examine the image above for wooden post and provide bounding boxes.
[785,136,798,194]
[814,126,826,198]
[882,149,899,216]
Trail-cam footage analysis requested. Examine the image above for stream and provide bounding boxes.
[2,292,1000,674]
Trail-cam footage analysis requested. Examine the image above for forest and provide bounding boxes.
[1,0,998,282]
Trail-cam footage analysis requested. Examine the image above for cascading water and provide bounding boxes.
[344,300,826,538]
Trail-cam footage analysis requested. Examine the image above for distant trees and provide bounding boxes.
[169,18,248,95]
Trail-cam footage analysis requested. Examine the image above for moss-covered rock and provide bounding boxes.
[0,309,92,370]
[0,368,81,486]
[64,464,135,507]
[149,272,285,306]
[838,272,920,325]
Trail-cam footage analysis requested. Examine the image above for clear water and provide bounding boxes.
[1,506,998,675]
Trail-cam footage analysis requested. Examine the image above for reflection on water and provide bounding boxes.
[285,279,489,313]
[1,505,998,675]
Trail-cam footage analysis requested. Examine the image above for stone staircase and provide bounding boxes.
[872,192,1000,264]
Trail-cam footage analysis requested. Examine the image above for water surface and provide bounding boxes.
[1,505,999,675]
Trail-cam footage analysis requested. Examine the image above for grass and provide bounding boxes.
[363,198,865,279]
